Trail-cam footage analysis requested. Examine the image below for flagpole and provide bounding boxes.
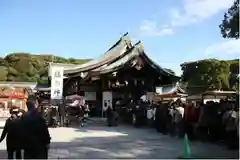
[50,55,54,106]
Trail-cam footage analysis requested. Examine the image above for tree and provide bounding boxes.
[219,0,239,39]
[0,53,91,83]
[0,57,7,66]
[7,67,19,76]
[0,67,8,81]
[181,59,232,92]
[228,59,239,90]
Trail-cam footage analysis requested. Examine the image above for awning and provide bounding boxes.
[202,90,237,96]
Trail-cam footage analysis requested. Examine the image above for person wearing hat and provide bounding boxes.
[0,106,25,159]
[22,95,51,159]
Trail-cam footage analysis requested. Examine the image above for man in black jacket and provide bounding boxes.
[0,106,25,159]
[22,95,51,159]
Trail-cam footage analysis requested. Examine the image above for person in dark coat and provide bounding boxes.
[164,103,173,135]
[207,102,220,142]
[109,107,119,127]
[155,103,162,132]
[22,95,51,159]
[0,106,25,159]
[183,103,195,140]
[106,105,113,127]
[155,101,169,134]
[138,101,147,126]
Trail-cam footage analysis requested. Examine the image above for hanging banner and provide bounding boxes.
[102,91,112,117]
[50,66,64,100]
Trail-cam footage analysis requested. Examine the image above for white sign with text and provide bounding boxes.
[102,91,112,117]
[50,66,64,99]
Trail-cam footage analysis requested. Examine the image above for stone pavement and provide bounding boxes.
[0,117,7,127]
[0,119,238,159]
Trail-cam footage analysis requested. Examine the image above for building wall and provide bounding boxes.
[84,92,97,101]
[186,94,228,104]
[0,87,29,117]
[0,81,37,90]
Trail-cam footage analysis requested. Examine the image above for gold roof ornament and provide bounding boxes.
[137,42,144,52]
[126,39,132,48]
[121,32,132,48]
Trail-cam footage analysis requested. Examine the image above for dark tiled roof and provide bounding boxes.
[89,42,180,82]
[64,33,130,74]
[90,42,141,74]
[62,33,180,83]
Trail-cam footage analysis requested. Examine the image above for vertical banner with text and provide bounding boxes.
[102,91,112,118]
[50,66,64,102]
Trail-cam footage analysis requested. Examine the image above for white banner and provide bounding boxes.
[50,66,64,100]
[102,91,112,118]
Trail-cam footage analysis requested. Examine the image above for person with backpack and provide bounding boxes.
[0,106,25,159]
[22,95,51,159]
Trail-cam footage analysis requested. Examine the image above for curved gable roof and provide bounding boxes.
[89,42,180,81]
[64,33,131,74]
[89,42,141,75]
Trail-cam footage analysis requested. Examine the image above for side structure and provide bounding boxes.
[155,84,187,102]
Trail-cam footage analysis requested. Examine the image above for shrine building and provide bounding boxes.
[48,33,180,116]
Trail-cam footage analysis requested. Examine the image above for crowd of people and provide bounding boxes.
[0,93,239,159]
[110,97,239,150]
[154,99,239,150]
[39,97,90,128]
[0,95,51,159]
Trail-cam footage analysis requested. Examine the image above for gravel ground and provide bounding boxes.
[0,119,238,159]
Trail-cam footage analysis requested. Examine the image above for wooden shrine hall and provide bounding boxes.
[48,33,180,116]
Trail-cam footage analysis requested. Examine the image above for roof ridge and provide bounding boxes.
[135,41,144,52]
[64,33,131,74]
[106,32,129,52]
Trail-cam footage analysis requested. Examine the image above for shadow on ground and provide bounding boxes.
[0,124,238,159]
[48,124,239,159]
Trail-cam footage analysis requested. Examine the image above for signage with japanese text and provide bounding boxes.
[50,66,64,100]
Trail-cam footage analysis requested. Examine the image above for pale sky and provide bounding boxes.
[0,0,239,76]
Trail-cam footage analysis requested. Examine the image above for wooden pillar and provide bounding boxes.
[77,77,80,94]
[63,78,68,96]
[48,77,51,87]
